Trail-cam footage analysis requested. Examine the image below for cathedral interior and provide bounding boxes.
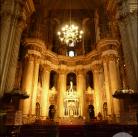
[0,0,138,137]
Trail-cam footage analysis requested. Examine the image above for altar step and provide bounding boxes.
[18,123,138,137]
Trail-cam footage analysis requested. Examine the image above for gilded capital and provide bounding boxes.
[58,69,67,75]
[42,64,51,72]
[76,69,84,75]
[23,38,45,53]
[102,54,118,63]
[92,64,103,73]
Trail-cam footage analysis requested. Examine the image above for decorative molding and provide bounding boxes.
[102,54,118,63]
[97,38,120,51]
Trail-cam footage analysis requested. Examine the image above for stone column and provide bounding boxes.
[41,66,50,119]
[0,0,34,97]
[0,0,23,96]
[108,54,121,115]
[31,59,40,115]
[4,19,26,93]
[58,70,66,117]
[103,54,121,116]
[103,57,112,116]
[116,0,138,91]
[92,63,103,116]
[21,55,34,115]
[77,69,85,117]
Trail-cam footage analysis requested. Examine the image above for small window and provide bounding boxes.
[68,50,75,57]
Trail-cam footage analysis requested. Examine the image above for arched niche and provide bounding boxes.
[49,70,58,89]
[86,71,94,89]
[66,72,76,88]
[103,102,108,119]
[36,102,40,118]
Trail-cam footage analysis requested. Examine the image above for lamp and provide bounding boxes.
[57,0,83,47]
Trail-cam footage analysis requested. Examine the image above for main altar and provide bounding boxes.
[64,81,80,117]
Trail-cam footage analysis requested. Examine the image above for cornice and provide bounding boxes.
[23,38,45,52]
[97,38,120,52]
[22,37,120,73]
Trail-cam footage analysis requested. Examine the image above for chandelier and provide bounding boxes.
[57,0,83,46]
[57,24,83,46]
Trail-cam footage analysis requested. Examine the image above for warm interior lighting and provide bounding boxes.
[57,24,83,46]
[57,0,83,46]
[68,50,75,57]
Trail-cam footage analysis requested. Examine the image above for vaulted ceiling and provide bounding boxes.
[42,0,103,10]
[27,0,106,55]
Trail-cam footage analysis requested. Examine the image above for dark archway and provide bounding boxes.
[67,72,76,86]
[86,71,94,89]
[50,70,58,89]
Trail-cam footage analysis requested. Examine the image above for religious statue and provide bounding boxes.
[69,81,73,90]
[49,105,56,120]
[67,81,74,95]
[88,105,95,119]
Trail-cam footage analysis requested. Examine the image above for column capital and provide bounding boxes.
[92,63,103,73]
[58,69,67,75]
[102,54,118,63]
[76,69,85,75]
[97,39,120,52]
[42,64,51,72]
[23,38,45,53]
[25,53,41,62]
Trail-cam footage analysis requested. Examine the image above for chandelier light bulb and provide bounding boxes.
[57,31,61,35]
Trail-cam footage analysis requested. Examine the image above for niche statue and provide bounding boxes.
[88,105,95,119]
[49,105,56,120]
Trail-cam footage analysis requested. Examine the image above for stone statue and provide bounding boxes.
[70,81,73,90]
[49,105,56,120]
[88,105,95,119]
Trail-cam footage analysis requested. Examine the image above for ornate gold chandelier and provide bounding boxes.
[57,0,83,47]
[57,24,83,46]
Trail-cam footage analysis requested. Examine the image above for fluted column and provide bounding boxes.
[92,63,103,116]
[0,0,23,96]
[116,0,138,91]
[21,55,34,115]
[0,0,35,97]
[103,53,121,116]
[31,59,40,115]
[77,69,85,116]
[108,54,121,115]
[58,70,66,117]
[4,20,26,93]
[103,58,112,115]
[41,65,50,119]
